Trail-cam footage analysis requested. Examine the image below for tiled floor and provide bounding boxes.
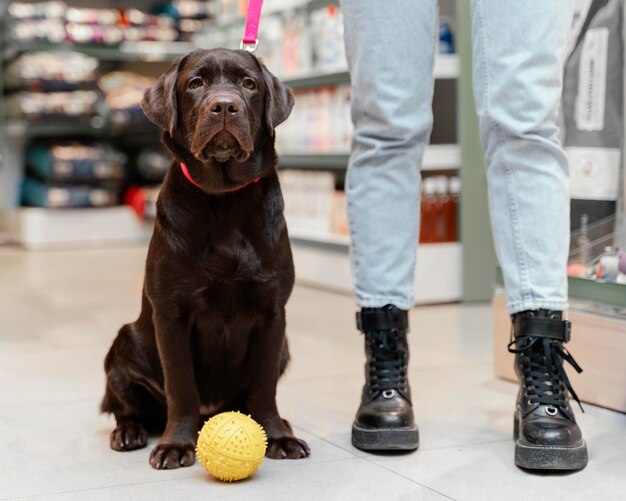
[0,246,624,501]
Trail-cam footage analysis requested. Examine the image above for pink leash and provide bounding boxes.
[240,0,264,52]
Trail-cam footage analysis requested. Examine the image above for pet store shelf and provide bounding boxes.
[290,239,462,304]
[5,120,106,139]
[5,119,159,141]
[289,229,351,247]
[12,206,153,249]
[279,144,460,171]
[2,41,196,63]
[281,54,459,89]
[568,277,626,309]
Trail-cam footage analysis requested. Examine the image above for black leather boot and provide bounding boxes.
[351,305,419,451]
[508,309,588,470]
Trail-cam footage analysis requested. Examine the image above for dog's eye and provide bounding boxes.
[242,78,257,90]
[188,77,204,90]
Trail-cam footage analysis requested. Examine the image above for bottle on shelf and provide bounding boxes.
[419,177,437,244]
[433,176,450,243]
[446,176,460,242]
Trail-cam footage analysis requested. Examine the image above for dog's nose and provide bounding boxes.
[209,97,239,117]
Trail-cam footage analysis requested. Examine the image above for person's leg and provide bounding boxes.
[343,0,437,310]
[341,0,437,450]
[471,0,587,470]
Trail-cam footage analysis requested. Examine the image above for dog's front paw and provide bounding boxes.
[149,443,196,469]
[110,421,147,451]
[266,436,310,459]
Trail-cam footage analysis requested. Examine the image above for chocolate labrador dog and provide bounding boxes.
[100,48,310,469]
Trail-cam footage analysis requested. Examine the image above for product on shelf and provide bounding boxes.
[438,17,455,54]
[98,71,157,130]
[133,146,172,183]
[4,52,99,91]
[178,18,208,41]
[309,4,345,72]
[279,169,336,236]
[4,90,99,120]
[65,22,124,44]
[568,214,621,279]
[447,176,460,241]
[420,177,437,243]
[331,190,348,236]
[173,0,216,20]
[8,1,66,20]
[196,3,454,78]
[568,239,626,284]
[195,3,346,78]
[8,18,66,43]
[419,175,459,244]
[66,7,119,25]
[213,0,247,22]
[125,185,161,220]
[153,0,215,41]
[277,12,314,77]
[5,1,200,46]
[7,2,66,43]
[21,140,127,208]
[22,178,122,208]
[26,142,127,184]
[276,85,352,153]
[122,9,176,28]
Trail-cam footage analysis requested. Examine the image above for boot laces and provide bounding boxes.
[508,332,584,412]
[367,329,407,394]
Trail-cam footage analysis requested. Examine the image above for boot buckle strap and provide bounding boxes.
[514,316,571,342]
[356,305,409,333]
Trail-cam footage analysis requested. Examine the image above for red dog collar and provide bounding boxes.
[180,162,260,192]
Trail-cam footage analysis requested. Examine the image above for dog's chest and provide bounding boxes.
[196,232,272,281]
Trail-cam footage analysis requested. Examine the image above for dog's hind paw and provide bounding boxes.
[266,436,310,459]
[110,421,148,452]
[149,443,196,469]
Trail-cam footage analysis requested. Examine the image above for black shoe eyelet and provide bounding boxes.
[382,389,396,399]
[545,406,558,416]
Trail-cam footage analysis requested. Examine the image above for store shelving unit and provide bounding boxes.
[0,41,169,245]
[0,0,187,241]
[0,0,486,306]
[281,53,459,89]
[272,1,465,303]
[279,144,460,171]
[2,40,196,63]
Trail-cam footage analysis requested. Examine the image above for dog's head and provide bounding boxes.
[141,48,294,192]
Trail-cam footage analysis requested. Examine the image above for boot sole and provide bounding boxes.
[513,414,588,470]
[351,423,419,451]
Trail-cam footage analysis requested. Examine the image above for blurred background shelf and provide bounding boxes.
[289,229,350,247]
[291,239,462,304]
[281,54,459,89]
[12,206,152,249]
[278,144,460,171]
[5,119,160,140]
[2,41,197,63]
[0,0,471,308]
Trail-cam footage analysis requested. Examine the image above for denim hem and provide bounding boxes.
[507,299,569,315]
[356,295,414,311]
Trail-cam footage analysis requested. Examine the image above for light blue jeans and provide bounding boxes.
[342,0,574,314]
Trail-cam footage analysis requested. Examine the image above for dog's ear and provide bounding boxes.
[141,52,195,136]
[259,61,294,136]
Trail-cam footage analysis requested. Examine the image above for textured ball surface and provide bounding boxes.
[196,412,267,482]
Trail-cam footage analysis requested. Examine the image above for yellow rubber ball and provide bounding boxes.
[196,411,267,482]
